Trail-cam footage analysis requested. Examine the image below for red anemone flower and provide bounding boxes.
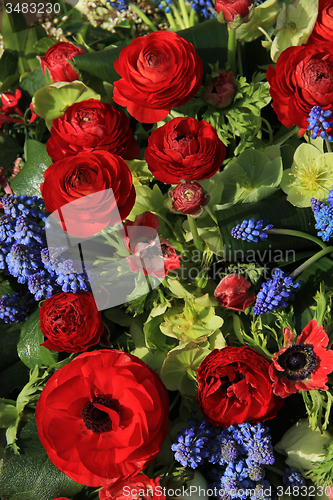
[269,320,333,398]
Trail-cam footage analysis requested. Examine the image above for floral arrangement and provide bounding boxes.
[1,0,333,499]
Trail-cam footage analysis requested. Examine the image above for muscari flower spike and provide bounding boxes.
[171,416,213,468]
[283,469,306,488]
[307,106,333,142]
[5,243,42,284]
[311,198,333,242]
[2,194,47,222]
[253,268,302,315]
[231,219,273,243]
[55,259,89,293]
[0,292,35,323]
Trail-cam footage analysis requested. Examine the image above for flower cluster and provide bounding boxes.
[253,269,302,315]
[172,417,286,500]
[311,189,333,242]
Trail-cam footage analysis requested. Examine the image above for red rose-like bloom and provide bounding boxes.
[113,31,203,123]
[307,0,333,44]
[35,350,169,486]
[214,274,256,311]
[267,43,333,130]
[40,150,136,238]
[99,474,165,500]
[40,292,104,353]
[169,180,210,216]
[122,212,181,278]
[145,117,226,183]
[215,0,254,24]
[40,42,85,83]
[203,71,236,108]
[269,320,333,398]
[46,99,140,163]
[197,347,283,426]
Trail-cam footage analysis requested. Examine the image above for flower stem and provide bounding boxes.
[227,27,237,75]
[171,2,186,29]
[205,205,218,224]
[189,6,196,26]
[289,246,333,279]
[129,3,158,31]
[325,137,332,153]
[267,228,327,250]
[187,215,204,252]
[166,10,179,31]
[177,0,191,28]
[258,26,273,43]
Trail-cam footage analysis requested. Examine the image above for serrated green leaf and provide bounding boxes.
[0,402,19,428]
[10,140,52,197]
[17,309,57,369]
[0,418,83,500]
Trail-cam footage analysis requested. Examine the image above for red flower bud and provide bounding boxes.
[39,41,85,83]
[203,71,235,108]
[215,0,254,27]
[169,180,210,217]
[214,274,256,311]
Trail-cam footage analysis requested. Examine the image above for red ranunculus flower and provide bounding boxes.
[197,347,283,426]
[99,474,165,500]
[40,150,136,238]
[39,42,85,83]
[169,180,210,216]
[113,31,203,123]
[266,43,333,130]
[269,320,333,398]
[35,350,169,486]
[122,212,181,278]
[214,274,256,311]
[145,117,226,183]
[40,292,104,353]
[46,99,140,163]
[215,0,254,25]
[203,71,236,108]
[308,0,333,44]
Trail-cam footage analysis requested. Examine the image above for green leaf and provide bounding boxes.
[73,45,125,84]
[0,50,19,83]
[128,184,167,220]
[0,133,22,171]
[19,66,47,97]
[0,418,84,500]
[1,10,47,73]
[33,37,58,55]
[33,81,101,123]
[0,74,20,93]
[0,322,22,371]
[10,140,52,197]
[17,309,57,369]
[160,341,210,395]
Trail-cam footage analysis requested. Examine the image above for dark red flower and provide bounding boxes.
[122,212,181,278]
[39,42,85,83]
[145,117,226,184]
[169,180,210,216]
[40,150,136,238]
[99,474,165,500]
[203,71,236,108]
[267,43,333,130]
[46,99,140,163]
[0,89,23,116]
[214,274,256,311]
[29,102,37,123]
[35,350,169,486]
[197,347,283,426]
[113,31,203,123]
[40,292,104,353]
[269,320,333,398]
[215,0,254,26]
[307,0,333,44]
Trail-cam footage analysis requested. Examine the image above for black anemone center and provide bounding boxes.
[277,344,317,380]
[82,396,120,434]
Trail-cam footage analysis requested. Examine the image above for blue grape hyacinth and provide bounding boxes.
[253,269,302,315]
[231,219,273,243]
[307,106,333,141]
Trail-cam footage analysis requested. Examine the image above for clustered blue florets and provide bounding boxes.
[158,0,215,19]
[172,418,289,500]
[307,106,333,142]
[0,195,90,321]
[253,268,302,315]
[311,190,333,242]
[231,219,273,243]
[283,469,306,488]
